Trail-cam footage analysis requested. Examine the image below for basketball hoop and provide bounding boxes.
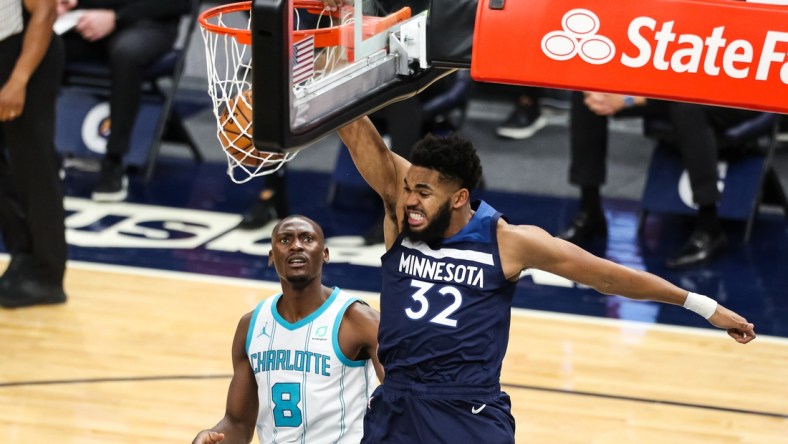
[200,1,415,182]
[198,0,350,183]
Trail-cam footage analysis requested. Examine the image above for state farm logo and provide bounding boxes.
[541,8,788,84]
[541,9,615,64]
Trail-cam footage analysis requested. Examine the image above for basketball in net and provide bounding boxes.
[199,1,410,182]
[199,1,299,183]
[218,91,285,170]
[218,90,258,167]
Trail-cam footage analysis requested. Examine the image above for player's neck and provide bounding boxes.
[443,205,474,239]
[277,283,331,323]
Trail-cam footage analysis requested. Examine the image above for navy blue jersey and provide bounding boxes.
[378,200,516,387]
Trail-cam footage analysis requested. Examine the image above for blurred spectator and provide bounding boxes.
[57,0,191,202]
[560,91,761,268]
[236,168,290,229]
[0,0,67,307]
[495,87,547,140]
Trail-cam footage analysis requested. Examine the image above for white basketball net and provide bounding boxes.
[200,6,297,184]
[200,3,353,184]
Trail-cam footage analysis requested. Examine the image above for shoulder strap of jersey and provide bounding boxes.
[246,294,279,355]
[330,290,368,367]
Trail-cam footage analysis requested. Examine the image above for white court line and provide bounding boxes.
[3,253,785,344]
[64,257,277,290]
[509,306,786,344]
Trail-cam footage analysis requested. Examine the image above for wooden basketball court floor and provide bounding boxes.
[1,258,785,443]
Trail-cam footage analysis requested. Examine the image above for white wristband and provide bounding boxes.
[683,292,717,319]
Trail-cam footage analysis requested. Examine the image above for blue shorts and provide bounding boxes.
[361,379,515,444]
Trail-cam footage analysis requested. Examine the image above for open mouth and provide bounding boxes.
[287,255,307,267]
[407,210,426,227]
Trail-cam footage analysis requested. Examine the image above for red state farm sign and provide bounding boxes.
[471,0,788,113]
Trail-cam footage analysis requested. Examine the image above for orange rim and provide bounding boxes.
[199,0,338,46]
[200,1,411,48]
[292,6,411,48]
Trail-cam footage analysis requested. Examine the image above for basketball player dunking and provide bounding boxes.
[192,215,383,444]
[337,117,755,443]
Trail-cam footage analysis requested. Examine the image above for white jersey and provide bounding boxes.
[247,287,377,444]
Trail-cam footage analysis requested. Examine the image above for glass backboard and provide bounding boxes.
[251,0,450,153]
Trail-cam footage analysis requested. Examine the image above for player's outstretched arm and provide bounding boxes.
[499,224,756,344]
[193,314,259,444]
[337,117,410,208]
[707,304,756,344]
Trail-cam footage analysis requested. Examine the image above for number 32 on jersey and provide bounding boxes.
[404,279,462,327]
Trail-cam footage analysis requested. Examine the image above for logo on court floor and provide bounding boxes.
[541,9,615,65]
